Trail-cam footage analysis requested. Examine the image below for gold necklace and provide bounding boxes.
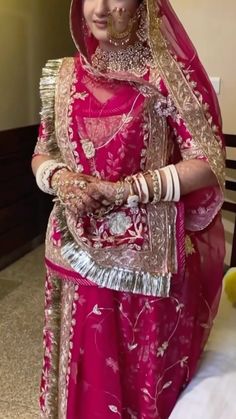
[91,41,153,76]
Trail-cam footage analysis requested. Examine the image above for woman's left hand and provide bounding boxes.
[64,175,128,216]
[86,178,127,207]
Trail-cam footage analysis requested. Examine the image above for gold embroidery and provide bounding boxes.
[185,235,196,256]
[58,203,172,297]
[55,58,78,171]
[70,0,225,201]
[41,273,61,418]
[147,0,225,193]
[34,59,62,159]
[58,280,76,419]
[51,62,180,297]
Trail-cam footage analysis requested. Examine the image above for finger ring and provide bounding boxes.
[102,199,110,206]
[75,180,87,190]
[69,193,77,199]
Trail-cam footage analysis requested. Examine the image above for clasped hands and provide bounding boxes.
[51,169,127,216]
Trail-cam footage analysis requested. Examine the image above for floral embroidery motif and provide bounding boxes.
[156,341,169,357]
[107,212,132,236]
[154,95,180,122]
[122,114,133,124]
[74,91,89,100]
[39,268,214,418]
[106,357,119,373]
[148,0,225,191]
[128,343,138,351]
[51,217,62,247]
[108,405,121,415]
[92,304,102,315]
[40,273,61,418]
[180,356,189,367]
[81,139,96,159]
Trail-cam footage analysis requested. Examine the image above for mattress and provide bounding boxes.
[170,290,236,419]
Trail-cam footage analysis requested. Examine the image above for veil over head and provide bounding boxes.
[70,1,221,122]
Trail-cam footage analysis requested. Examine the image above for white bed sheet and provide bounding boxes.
[170,291,236,419]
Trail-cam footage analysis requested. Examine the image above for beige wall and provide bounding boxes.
[172,0,236,265]
[0,0,74,130]
[1,1,235,132]
[172,0,236,135]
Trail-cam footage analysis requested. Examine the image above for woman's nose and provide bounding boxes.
[94,0,109,17]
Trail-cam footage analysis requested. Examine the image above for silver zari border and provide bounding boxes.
[57,205,172,297]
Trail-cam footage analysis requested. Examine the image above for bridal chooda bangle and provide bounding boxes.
[115,181,125,207]
[125,176,140,208]
[123,165,180,207]
[35,160,70,195]
[159,165,180,202]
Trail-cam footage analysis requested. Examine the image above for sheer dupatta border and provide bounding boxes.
[147,0,225,193]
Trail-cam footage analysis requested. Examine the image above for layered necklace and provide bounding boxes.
[91,41,153,77]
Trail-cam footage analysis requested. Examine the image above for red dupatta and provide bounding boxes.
[44,0,225,296]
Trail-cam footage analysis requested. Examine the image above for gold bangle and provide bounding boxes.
[125,176,140,208]
[146,170,161,203]
[115,181,125,207]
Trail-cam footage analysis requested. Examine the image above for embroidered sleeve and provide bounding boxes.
[33,59,63,160]
[167,111,207,161]
[155,78,224,231]
[156,79,206,161]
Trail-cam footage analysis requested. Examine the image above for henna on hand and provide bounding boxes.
[52,170,129,215]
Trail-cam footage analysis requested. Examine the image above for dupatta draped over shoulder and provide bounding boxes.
[35,0,225,297]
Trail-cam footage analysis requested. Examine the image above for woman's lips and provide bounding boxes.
[93,20,107,29]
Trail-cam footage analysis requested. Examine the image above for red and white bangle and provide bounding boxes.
[168,164,180,202]
[160,165,180,202]
[161,166,173,201]
[136,173,149,204]
[133,175,142,202]
[35,160,70,195]
[125,177,140,208]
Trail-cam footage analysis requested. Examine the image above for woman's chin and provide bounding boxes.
[91,28,109,43]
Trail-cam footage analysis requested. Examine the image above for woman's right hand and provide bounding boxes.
[51,169,102,214]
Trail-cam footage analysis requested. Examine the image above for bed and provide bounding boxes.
[170,289,236,419]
